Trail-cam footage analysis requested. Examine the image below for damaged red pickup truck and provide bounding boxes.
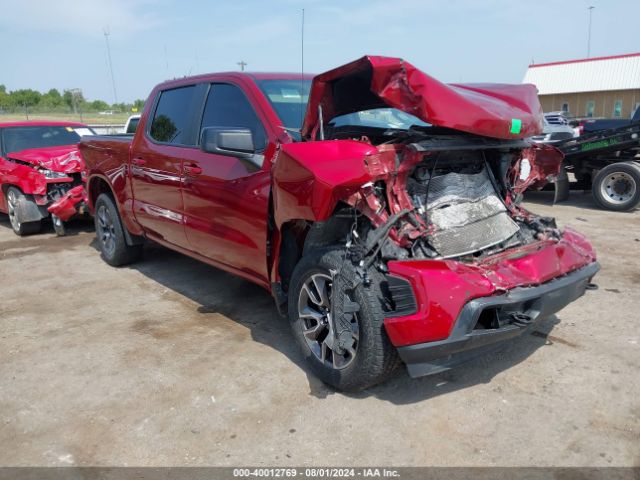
[0,121,92,236]
[81,56,599,391]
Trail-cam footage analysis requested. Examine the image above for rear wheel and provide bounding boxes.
[94,193,142,266]
[592,162,640,211]
[5,187,41,236]
[288,247,399,391]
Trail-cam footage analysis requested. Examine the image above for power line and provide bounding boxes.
[103,27,118,104]
[587,6,595,58]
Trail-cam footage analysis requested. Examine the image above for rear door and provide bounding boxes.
[130,85,201,247]
[181,82,271,281]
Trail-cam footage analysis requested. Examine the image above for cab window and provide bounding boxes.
[200,84,267,152]
[149,86,197,144]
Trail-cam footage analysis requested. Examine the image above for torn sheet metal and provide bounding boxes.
[512,144,564,195]
[47,185,87,221]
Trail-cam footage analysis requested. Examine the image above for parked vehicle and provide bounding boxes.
[0,121,94,236]
[124,114,141,134]
[544,111,572,126]
[81,56,599,391]
[578,106,640,135]
[530,115,576,145]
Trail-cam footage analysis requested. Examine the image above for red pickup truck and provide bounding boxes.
[80,56,599,391]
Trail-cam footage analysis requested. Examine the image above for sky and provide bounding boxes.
[0,0,638,103]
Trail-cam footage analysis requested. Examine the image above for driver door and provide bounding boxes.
[181,82,271,282]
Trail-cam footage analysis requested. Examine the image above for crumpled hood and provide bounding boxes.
[302,55,544,140]
[7,145,85,174]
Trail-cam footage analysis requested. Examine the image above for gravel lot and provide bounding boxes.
[0,191,638,467]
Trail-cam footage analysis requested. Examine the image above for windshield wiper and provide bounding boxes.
[383,126,430,139]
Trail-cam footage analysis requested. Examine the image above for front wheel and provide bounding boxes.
[287,248,399,391]
[94,193,142,266]
[5,187,41,236]
[592,162,640,211]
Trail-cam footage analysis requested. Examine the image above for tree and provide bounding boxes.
[11,89,41,108]
[63,89,85,113]
[133,99,145,112]
[0,90,10,111]
[90,100,109,111]
[40,88,63,109]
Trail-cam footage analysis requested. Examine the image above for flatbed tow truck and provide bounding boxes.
[554,119,640,210]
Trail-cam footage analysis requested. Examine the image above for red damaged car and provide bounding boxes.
[80,56,599,391]
[0,121,93,236]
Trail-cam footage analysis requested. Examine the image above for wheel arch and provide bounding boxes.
[89,174,144,245]
[274,202,362,294]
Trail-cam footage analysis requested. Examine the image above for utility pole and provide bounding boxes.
[237,60,247,71]
[70,88,83,122]
[587,6,595,58]
[103,27,118,104]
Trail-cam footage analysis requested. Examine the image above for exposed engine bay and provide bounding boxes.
[406,150,521,258]
[313,130,563,270]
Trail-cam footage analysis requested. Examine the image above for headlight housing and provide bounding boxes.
[39,168,68,179]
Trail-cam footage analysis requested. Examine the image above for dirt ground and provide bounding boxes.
[0,191,638,467]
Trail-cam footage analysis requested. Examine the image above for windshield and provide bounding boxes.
[1,126,89,155]
[330,108,430,130]
[257,79,311,140]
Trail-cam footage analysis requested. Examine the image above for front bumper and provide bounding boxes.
[396,261,600,378]
[47,185,88,221]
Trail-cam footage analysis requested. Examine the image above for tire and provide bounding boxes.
[5,187,41,236]
[51,214,66,237]
[592,162,640,211]
[288,247,399,391]
[94,193,142,266]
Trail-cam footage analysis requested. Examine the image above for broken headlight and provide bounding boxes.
[39,168,68,179]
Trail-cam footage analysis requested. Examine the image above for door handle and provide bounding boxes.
[183,163,202,176]
[131,157,147,166]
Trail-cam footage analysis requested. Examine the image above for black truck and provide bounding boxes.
[580,106,640,134]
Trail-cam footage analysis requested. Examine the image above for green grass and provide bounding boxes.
[0,111,131,125]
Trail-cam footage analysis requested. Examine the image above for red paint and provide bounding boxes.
[48,185,87,221]
[302,55,544,140]
[81,58,597,351]
[8,145,85,174]
[528,52,640,68]
[385,228,596,347]
[512,143,564,195]
[0,121,87,128]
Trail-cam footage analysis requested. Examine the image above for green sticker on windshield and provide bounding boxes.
[510,118,522,134]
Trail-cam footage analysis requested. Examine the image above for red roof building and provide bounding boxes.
[523,53,640,119]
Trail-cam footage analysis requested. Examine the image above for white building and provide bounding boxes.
[523,52,640,119]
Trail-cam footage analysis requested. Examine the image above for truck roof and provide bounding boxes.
[0,121,88,128]
[156,72,315,90]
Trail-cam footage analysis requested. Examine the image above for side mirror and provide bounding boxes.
[201,127,255,158]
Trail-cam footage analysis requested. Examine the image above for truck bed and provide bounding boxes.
[80,134,133,179]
